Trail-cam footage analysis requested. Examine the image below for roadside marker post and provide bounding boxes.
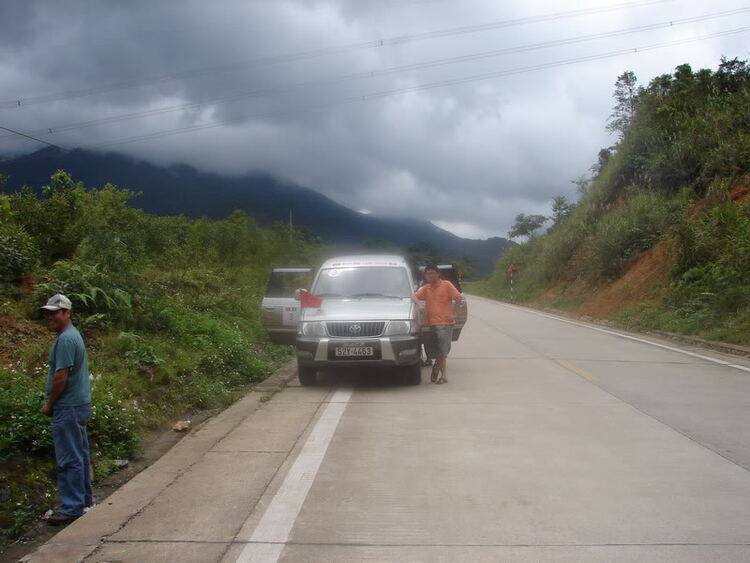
[506,263,518,302]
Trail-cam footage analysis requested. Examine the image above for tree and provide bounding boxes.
[42,169,80,196]
[591,147,613,175]
[508,213,548,240]
[549,195,574,228]
[571,175,591,195]
[606,71,638,139]
[405,241,442,271]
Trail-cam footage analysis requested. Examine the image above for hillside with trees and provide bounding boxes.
[0,171,320,547]
[477,57,750,345]
[0,149,512,275]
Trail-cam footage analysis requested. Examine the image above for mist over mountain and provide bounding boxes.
[0,148,512,274]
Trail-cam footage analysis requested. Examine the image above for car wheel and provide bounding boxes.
[401,362,421,385]
[298,366,317,386]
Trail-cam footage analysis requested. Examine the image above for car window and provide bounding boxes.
[313,267,411,298]
[265,270,312,298]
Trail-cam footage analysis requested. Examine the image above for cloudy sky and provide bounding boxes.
[0,0,748,238]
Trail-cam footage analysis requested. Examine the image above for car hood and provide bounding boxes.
[301,298,413,322]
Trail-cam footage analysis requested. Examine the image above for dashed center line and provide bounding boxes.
[556,359,598,380]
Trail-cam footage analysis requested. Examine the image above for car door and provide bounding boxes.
[261,268,312,345]
[440,266,468,341]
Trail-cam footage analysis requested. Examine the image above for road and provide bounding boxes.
[23,296,750,562]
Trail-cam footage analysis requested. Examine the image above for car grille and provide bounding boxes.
[326,321,385,338]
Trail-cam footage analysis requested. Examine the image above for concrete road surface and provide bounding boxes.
[22,296,750,562]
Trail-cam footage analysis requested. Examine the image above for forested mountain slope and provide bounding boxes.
[477,58,750,345]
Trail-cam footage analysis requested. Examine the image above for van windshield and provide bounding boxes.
[313,267,411,298]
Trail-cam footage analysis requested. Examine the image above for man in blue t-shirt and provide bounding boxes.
[40,294,93,526]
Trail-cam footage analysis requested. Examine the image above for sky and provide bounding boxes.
[0,0,748,239]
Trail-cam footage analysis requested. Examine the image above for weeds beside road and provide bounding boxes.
[0,172,320,550]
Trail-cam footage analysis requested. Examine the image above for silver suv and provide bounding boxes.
[295,255,422,386]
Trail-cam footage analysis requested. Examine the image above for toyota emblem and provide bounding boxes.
[349,324,362,334]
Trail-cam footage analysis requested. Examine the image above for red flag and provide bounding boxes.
[299,289,322,309]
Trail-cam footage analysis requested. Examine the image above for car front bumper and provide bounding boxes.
[296,334,420,368]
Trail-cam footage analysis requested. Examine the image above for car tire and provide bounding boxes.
[298,366,317,386]
[402,362,421,385]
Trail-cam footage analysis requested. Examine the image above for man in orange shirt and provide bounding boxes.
[414,264,462,384]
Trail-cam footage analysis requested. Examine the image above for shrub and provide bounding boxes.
[671,197,750,317]
[88,387,139,460]
[0,225,40,283]
[33,261,133,325]
[0,370,51,457]
[586,190,684,279]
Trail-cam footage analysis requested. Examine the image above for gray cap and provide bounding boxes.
[41,294,72,311]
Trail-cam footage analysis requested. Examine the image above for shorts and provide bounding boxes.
[424,325,453,359]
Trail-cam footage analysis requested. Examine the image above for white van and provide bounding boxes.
[295,255,422,386]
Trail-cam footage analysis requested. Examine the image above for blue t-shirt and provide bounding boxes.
[46,325,91,407]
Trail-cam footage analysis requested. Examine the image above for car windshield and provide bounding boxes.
[313,267,411,298]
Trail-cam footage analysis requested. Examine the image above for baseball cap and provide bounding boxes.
[41,294,72,311]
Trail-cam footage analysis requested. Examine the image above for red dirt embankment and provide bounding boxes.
[534,179,750,320]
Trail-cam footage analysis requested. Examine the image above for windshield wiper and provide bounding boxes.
[350,293,404,299]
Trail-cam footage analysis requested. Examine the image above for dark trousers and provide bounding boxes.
[52,404,92,516]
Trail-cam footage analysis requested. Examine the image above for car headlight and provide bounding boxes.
[384,320,411,336]
[300,321,327,337]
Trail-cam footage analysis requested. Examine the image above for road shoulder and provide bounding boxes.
[18,361,301,563]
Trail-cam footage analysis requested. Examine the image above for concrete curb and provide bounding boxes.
[648,330,750,359]
[19,359,298,563]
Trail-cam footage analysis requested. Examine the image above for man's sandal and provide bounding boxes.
[46,512,80,526]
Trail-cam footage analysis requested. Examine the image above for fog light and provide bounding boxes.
[297,350,313,359]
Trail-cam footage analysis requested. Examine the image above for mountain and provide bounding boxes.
[0,147,512,274]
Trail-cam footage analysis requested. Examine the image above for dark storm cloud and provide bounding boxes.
[1,0,747,237]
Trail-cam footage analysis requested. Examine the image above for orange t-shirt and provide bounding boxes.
[415,279,462,326]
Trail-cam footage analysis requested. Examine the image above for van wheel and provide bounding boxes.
[298,367,317,386]
[402,362,421,385]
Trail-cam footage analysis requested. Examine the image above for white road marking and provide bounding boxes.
[480,297,750,373]
[235,388,353,563]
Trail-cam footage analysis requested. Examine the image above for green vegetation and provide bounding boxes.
[477,57,750,344]
[0,171,319,546]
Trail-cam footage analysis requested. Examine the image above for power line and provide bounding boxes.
[4,6,745,141]
[0,0,672,109]
[0,125,61,149]
[85,25,749,149]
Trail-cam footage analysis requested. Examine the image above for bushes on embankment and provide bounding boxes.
[477,58,750,344]
[0,171,319,544]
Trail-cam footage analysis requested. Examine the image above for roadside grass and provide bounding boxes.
[0,267,296,548]
[0,173,321,550]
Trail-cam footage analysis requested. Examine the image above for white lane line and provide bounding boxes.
[472,297,750,373]
[235,388,353,563]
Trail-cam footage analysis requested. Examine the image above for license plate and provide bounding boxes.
[335,346,374,357]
